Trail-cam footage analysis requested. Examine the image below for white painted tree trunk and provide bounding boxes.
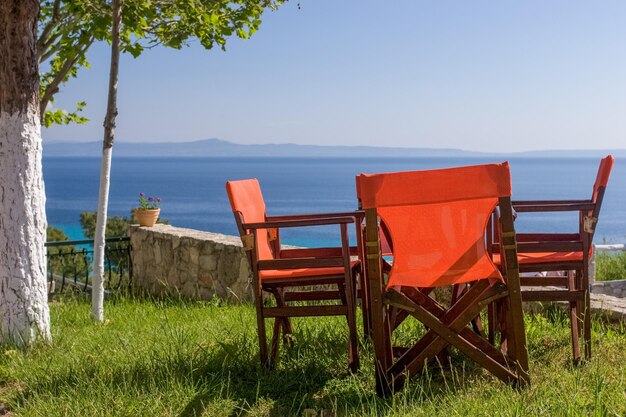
[91,0,122,322]
[0,111,51,345]
[91,147,112,321]
[0,0,51,346]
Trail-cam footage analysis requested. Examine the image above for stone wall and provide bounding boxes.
[129,224,626,303]
[129,224,253,301]
[592,280,626,298]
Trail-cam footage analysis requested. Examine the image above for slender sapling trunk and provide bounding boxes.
[92,0,122,321]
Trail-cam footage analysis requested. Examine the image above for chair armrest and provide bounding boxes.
[516,241,584,253]
[243,216,355,230]
[266,210,364,222]
[258,257,345,270]
[516,233,581,242]
[513,199,595,212]
[491,236,584,253]
[513,199,591,205]
[279,247,360,258]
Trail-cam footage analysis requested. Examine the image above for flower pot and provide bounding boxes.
[135,208,160,227]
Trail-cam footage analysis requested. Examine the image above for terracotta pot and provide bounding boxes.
[135,208,160,227]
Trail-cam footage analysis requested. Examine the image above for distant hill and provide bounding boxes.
[510,149,626,158]
[42,138,626,158]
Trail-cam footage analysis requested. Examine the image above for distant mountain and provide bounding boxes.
[510,149,626,158]
[42,138,626,158]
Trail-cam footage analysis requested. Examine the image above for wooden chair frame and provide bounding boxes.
[232,210,362,371]
[489,185,608,362]
[364,197,530,396]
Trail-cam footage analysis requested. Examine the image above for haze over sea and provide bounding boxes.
[44,156,624,247]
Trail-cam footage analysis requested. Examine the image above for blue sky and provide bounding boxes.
[43,0,626,152]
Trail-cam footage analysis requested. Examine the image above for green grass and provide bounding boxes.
[1,295,626,416]
[596,251,626,281]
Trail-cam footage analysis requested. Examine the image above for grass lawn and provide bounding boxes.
[1,295,626,416]
[596,251,626,281]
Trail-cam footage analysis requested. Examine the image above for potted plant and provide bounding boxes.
[135,193,161,227]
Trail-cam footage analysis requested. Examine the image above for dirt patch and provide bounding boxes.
[0,403,14,416]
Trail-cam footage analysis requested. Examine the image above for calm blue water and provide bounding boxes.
[43,157,625,247]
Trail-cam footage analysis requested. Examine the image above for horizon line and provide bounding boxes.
[42,137,626,155]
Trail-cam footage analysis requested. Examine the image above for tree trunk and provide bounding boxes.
[92,0,122,322]
[0,0,51,345]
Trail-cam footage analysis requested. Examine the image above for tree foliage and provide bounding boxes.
[47,225,71,242]
[80,210,156,284]
[79,210,168,238]
[38,0,283,126]
[80,211,131,238]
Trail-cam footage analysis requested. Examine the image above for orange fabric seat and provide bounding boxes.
[260,260,359,280]
[493,251,583,265]
[226,178,361,371]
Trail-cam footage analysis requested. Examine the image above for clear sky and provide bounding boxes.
[43,0,626,152]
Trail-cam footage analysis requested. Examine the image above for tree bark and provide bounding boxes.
[92,0,122,322]
[0,0,51,345]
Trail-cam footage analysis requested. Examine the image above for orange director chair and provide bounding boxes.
[226,179,360,371]
[492,155,614,362]
[358,162,529,395]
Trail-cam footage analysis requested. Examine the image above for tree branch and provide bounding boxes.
[39,33,63,63]
[39,39,92,115]
[37,0,62,61]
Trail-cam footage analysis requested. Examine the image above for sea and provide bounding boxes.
[43,156,625,247]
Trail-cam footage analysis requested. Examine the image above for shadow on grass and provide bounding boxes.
[174,331,358,416]
[13,325,490,417]
[175,354,478,417]
[14,325,352,416]
[12,303,578,417]
[172,334,510,416]
[177,359,336,417]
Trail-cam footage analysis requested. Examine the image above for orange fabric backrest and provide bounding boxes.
[226,179,274,261]
[592,155,614,203]
[358,163,512,288]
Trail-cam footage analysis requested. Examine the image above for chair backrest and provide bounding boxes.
[226,179,274,261]
[357,162,512,288]
[592,155,614,204]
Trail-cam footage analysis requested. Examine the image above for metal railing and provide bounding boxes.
[45,236,132,293]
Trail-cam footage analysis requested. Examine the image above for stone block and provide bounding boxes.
[199,271,214,288]
[199,254,217,271]
[130,224,257,302]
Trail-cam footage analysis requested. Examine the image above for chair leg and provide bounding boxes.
[338,282,348,305]
[368,282,392,396]
[360,270,373,339]
[581,267,592,360]
[254,291,270,368]
[344,276,360,372]
[471,316,485,336]
[567,270,581,363]
[272,288,293,346]
[498,300,509,355]
[488,302,495,345]
[498,293,529,385]
[373,310,393,397]
[506,291,530,387]
[269,318,281,369]
[575,270,584,338]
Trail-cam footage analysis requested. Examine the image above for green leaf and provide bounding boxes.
[38,0,285,126]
